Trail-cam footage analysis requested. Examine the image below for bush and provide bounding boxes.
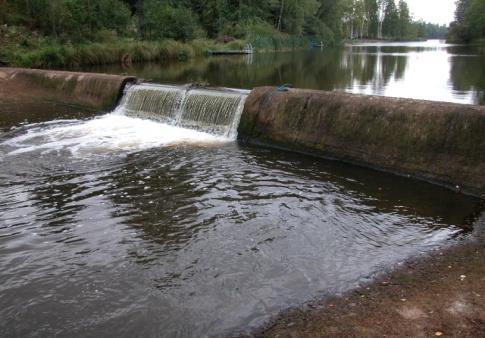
[8,39,208,68]
[144,3,198,42]
[95,29,119,43]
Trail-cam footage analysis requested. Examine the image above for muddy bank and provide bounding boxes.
[255,213,485,337]
[0,68,135,113]
[239,87,485,197]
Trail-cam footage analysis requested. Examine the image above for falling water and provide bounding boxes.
[117,83,249,139]
[121,84,185,123]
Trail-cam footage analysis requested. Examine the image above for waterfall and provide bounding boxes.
[117,83,249,139]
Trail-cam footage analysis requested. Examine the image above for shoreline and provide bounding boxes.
[253,211,485,337]
[0,29,318,70]
[345,37,428,45]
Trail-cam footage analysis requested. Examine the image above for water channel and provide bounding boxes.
[0,40,483,337]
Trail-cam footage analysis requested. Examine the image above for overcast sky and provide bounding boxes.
[405,0,456,25]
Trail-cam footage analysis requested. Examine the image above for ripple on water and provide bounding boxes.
[0,114,480,337]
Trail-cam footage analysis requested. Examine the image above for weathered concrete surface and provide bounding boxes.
[0,68,136,112]
[239,87,485,197]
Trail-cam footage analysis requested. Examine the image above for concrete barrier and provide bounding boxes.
[239,87,485,197]
[0,68,136,112]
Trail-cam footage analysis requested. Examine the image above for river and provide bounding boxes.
[0,40,483,337]
[84,40,485,105]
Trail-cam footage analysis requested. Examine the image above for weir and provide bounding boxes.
[1,68,484,196]
[0,67,135,112]
[239,87,485,197]
[118,83,249,138]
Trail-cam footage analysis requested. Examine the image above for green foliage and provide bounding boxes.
[382,0,399,38]
[6,40,217,68]
[1,0,435,47]
[397,0,410,38]
[423,23,448,39]
[1,0,410,48]
[1,0,132,42]
[449,0,485,42]
[249,34,314,51]
[304,18,336,45]
[339,0,422,41]
[144,2,197,41]
[1,0,454,69]
[365,0,379,38]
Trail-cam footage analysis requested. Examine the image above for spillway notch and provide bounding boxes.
[117,83,249,139]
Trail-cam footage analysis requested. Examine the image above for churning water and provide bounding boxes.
[1,115,229,157]
[0,85,481,337]
[1,83,247,157]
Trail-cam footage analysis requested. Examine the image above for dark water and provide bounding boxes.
[0,107,481,337]
[83,40,485,105]
[1,40,484,337]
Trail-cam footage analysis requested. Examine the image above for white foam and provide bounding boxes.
[2,114,231,156]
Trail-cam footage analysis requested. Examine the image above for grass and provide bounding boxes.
[0,25,250,69]
[6,39,227,69]
[248,34,315,51]
[0,25,321,69]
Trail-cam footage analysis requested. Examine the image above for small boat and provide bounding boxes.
[311,42,325,49]
[209,43,254,55]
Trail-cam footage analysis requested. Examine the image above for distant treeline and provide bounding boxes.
[448,0,485,43]
[0,0,438,45]
[422,23,448,40]
[0,0,452,68]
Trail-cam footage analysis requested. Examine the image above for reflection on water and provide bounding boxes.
[0,111,481,337]
[84,40,485,105]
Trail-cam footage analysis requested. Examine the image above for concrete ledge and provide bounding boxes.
[239,87,485,197]
[0,68,136,112]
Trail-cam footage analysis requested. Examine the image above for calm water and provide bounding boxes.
[0,40,483,337]
[84,40,485,105]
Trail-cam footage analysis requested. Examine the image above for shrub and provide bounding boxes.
[144,3,198,42]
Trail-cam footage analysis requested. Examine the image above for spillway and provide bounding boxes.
[117,83,249,139]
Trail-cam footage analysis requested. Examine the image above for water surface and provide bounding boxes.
[83,40,485,105]
[1,41,484,336]
[0,109,480,337]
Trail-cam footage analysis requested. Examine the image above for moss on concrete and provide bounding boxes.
[0,68,136,112]
[239,87,485,197]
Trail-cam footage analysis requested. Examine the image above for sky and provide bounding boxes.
[405,0,457,25]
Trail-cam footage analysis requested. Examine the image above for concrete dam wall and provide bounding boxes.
[239,87,485,197]
[0,68,135,112]
[1,68,484,196]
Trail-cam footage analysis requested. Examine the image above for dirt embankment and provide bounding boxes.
[255,215,485,337]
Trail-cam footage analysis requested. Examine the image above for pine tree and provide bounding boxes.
[382,0,399,38]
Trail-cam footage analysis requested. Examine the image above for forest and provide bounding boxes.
[0,0,437,42]
[448,0,485,42]
[0,0,450,68]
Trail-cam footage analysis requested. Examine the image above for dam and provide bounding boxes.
[0,67,484,337]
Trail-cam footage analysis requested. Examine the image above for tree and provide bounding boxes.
[2,0,439,46]
[353,0,367,39]
[382,0,399,38]
[144,1,197,41]
[448,0,485,42]
[397,0,410,38]
[464,0,485,40]
[135,0,146,38]
[365,0,379,38]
